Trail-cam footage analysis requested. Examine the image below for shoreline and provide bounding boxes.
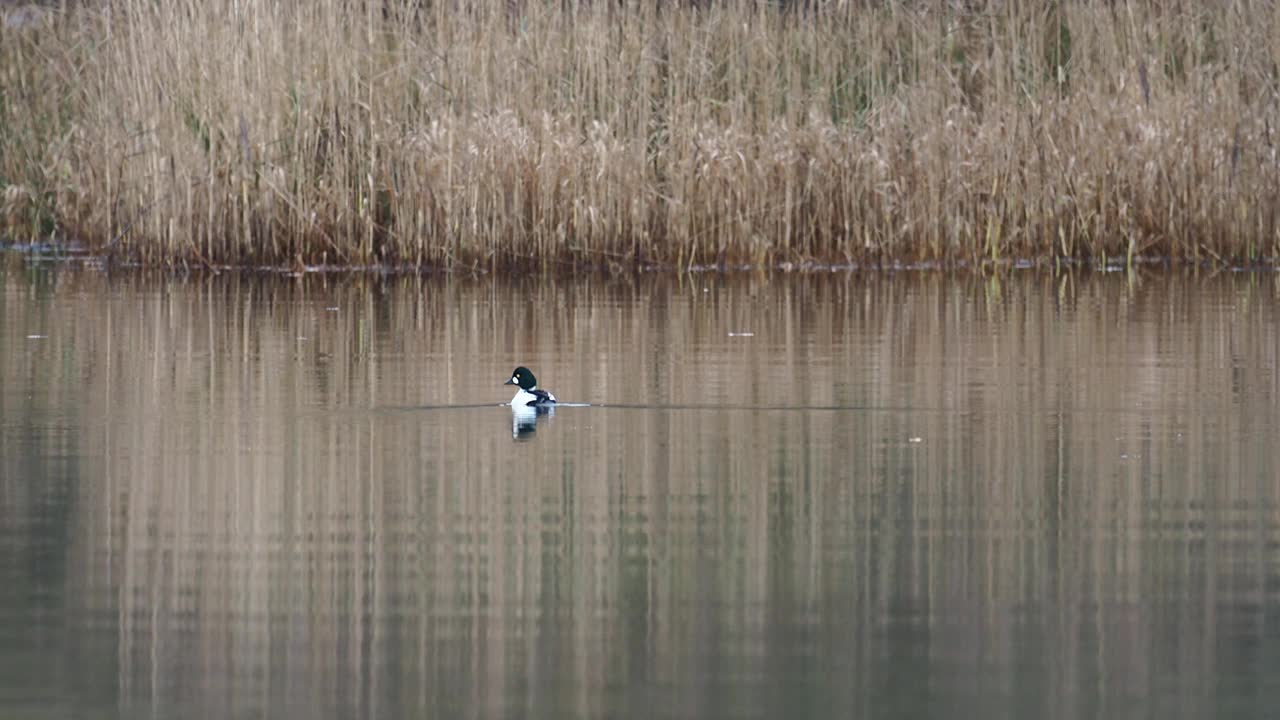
[6,240,1277,277]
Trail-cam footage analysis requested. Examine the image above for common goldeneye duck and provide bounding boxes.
[504,366,557,407]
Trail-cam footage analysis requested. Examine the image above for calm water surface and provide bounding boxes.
[2,258,1279,719]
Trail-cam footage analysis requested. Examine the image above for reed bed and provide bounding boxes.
[1,0,1278,269]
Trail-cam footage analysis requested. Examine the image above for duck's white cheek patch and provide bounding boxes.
[511,377,519,384]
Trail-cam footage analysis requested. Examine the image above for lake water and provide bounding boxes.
[2,257,1279,719]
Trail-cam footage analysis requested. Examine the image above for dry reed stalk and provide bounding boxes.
[0,0,1277,269]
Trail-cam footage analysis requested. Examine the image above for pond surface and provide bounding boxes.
[2,258,1279,719]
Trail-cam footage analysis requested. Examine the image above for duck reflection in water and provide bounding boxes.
[511,403,555,440]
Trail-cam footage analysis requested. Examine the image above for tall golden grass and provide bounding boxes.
[1,0,1278,269]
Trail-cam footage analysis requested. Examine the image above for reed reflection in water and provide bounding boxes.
[2,262,1279,719]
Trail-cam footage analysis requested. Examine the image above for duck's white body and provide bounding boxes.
[510,387,556,407]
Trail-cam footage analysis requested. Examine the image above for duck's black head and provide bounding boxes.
[503,366,538,390]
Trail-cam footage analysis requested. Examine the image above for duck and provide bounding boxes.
[504,366,558,408]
